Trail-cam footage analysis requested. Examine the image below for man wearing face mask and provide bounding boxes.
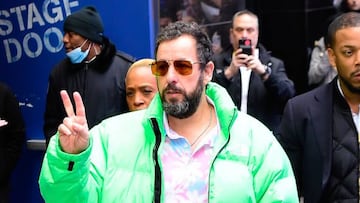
[43,6,135,145]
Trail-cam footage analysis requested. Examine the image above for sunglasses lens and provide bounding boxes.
[151,60,194,76]
[151,61,169,76]
[174,60,193,75]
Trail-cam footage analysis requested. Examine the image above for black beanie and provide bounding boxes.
[63,6,104,43]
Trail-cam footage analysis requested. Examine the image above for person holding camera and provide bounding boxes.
[212,10,295,134]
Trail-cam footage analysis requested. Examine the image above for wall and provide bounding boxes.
[0,0,156,202]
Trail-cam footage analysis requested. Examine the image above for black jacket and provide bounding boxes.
[212,44,295,134]
[278,78,358,202]
[0,83,25,198]
[43,37,135,144]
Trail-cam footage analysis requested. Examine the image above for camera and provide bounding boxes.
[239,39,252,55]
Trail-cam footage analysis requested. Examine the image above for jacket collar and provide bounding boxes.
[144,82,238,140]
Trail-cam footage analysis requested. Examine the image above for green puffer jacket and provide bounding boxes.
[39,82,298,203]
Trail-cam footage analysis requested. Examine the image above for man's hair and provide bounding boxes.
[155,21,213,69]
[327,12,360,48]
[231,9,259,29]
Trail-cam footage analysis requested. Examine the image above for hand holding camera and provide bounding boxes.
[237,38,269,78]
[226,38,264,79]
[231,38,253,68]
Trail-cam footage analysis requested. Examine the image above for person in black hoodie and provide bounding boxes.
[43,6,135,145]
[0,82,25,203]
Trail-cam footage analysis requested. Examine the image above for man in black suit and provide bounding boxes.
[212,10,295,134]
[278,12,360,202]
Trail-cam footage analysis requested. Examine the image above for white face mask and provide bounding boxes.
[66,39,90,64]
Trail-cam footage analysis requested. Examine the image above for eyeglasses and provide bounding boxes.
[151,60,203,76]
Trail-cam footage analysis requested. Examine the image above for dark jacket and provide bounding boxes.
[0,83,25,200]
[212,44,295,134]
[278,78,354,202]
[43,37,135,144]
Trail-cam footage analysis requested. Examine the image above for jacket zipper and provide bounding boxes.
[150,118,162,203]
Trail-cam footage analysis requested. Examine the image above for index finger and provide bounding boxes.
[60,90,75,117]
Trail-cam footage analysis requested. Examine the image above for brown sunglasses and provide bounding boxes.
[151,60,203,76]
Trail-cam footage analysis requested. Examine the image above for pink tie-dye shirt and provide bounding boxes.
[161,111,219,203]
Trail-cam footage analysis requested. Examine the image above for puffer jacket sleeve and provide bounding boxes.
[38,128,107,203]
[251,127,299,203]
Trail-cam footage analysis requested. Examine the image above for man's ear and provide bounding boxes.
[327,48,336,68]
[204,61,214,84]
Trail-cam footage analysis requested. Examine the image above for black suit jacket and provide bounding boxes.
[213,44,295,134]
[278,78,339,202]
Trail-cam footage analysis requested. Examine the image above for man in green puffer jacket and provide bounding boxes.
[39,21,298,203]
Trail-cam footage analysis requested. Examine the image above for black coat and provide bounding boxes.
[278,78,342,202]
[43,37,135,144]
[212,44,295,134]
[0,82,25,198]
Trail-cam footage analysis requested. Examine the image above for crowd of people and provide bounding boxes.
[4,1,360,202]
[38,14,298,202]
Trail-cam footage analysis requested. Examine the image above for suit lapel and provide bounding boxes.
[309,81,335,186]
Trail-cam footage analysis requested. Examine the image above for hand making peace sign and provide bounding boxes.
[57,90,89,154]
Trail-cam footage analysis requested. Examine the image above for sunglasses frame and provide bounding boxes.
[151,59,203,76]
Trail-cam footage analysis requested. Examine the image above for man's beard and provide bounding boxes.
[161,74,204,119]
[340,74,360,94]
